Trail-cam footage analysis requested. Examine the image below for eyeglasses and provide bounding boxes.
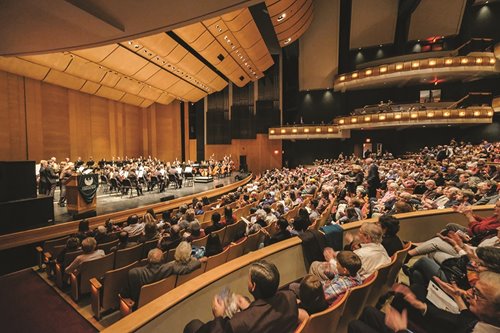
[470,286,487,301]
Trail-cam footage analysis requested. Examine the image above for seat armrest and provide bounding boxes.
[119,294,135,317]
[90,278,102,319]
[70,273,80,301]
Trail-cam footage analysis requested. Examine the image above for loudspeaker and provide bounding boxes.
[0,196,54,234]
[0,161,37,202]
[160,194,175,202]
[235,172,250,181]
[215,184,224,188]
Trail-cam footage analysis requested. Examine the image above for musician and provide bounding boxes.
[75,156,84,168]
[86,156,95,168]
[127,169,143,196]
[167,163,182,188]
[59,162,74,207]
[38,160,48,195]
[45,159,59,196]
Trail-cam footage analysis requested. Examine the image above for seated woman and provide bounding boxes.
[165,241,205,275]
[379,215,403,257]
[221,207,236,226]
[204,212,224,235]
[64,237,105,275]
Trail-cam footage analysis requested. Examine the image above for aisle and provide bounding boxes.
[0,269,97,333]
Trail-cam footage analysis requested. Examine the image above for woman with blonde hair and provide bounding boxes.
[166,241,205,275]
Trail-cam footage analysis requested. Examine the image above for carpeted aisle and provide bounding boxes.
[0,269,97,333]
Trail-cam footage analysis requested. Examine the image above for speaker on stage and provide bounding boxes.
[215,184,224,188]
[72,210,97,221]
[235,172,250,181]
[160,194,175,202]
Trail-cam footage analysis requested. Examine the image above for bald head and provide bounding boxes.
[148,248,163,265]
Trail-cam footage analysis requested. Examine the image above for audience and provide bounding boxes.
[64,237,105,275]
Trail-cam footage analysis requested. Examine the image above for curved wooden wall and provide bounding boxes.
[102,205,495,333]
[0,175,253,251]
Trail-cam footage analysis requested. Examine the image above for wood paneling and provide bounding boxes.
[205,134,281,173]
[153,102,182,162]
[0,71,26,160]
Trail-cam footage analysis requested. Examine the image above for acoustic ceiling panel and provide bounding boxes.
[80,81,101,95]
[408,0,467,41]
[174,7,273,86]
[350,0,398,49]
[0,56,50,80]
[44,69,85,90]
[266,0,314,47]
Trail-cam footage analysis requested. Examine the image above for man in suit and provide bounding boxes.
[184,260,302,333]
[366,158,380,199]
[122,248,172,308]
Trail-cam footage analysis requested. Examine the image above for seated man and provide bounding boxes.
[322,251,363,304]
[110,231,138,252]
[348,271,500,333]
[184,260,302,333]
[64,237,105,275]
[122,248,172,308]
[122,214,144,237]
[309,222,391,280]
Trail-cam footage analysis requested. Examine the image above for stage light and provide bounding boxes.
[304,128,310,133]
[444,112,450,117]
[474,111,481,116]
[412,62,420,68]
[339,76,346,81]
[395,64,403,70]
[379,115,386,120]
[270,129,275,134]
[316,128,321,133]
[351,118,357,123]
[292,128,298,133]
[365,69,372,75]
[380,66,387,73]
[394,114,402,119]
[411,113,418,119]
[364,116,371,122]
[459,111,466,117]
[476,58,483,64]
[328,128,334,132]
[280,129,286,133]
[427,112,434,117]
[429,60,436,66]
[445,59,453,65]
[339,119,345,124]
[352,72,358,79]
[461,58,469,64]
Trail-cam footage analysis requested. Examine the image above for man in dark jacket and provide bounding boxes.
[122,248,171,308]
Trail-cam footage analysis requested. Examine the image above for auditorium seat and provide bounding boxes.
[90,261,139,319]
[114,244,143,269]
[55,249,83,289]
[175,265,206,286]
[243,230,263,254]
[120,274,177,316]
[297,291,349,333]
[164,248,176,263]
[226,237,247,262]
[191,235,209,248]
[336,272,378,333]
[142,239,159,258]
[97,239,119,254]
[222,220,246,246]
[364,260,393,308]
[204,247,230,272]
[70,252,115,301]
[36,236,69,270]
[384,242,411,291]
[211,227,226,245]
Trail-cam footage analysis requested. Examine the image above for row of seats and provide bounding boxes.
[296,242,411,333]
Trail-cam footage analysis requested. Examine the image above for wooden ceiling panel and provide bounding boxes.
[177,53,205,77]
[120,93,145,107]
[21,53,73,72]
[184,87,207,102]
[222,9,252,32]
[132,62,160,82]
[209,76,228,91]
[273,0,310,35]
[100,47,149,76]
[218,56,241,74]
[256,53,274,72]
[233,23,260,49]
[72,44,118,63]
[276,3,313,41]
[80,81,101,94]
[205,19,229,38]
[140,99,155,108]
[216,31,242,53]
[202,17,221,27]
[95,85,125,101]
[137,85,163,101]
[279,6,313,46]
[114,78,143,95]
[0,56,49,80]
[220,8,245,22]
[43,69,86,90]
[174,23,207,43]
[100,71,121,87]
[64,56,107,82]
[145,70,178,91]
[189,30,216,52]
[196,66,220,84]
[199,40,228,65]
[136,34,177,57]
[168,79,200,98]
[166,44,189,65]
[267,0,295,17]
[157,93,176,105]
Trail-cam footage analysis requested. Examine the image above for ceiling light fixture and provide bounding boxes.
[284,37,292,45]
[277,13,287,22]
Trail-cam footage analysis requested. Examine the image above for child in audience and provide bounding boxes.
[322,250,363,304]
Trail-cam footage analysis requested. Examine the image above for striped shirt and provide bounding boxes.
[322,273,363,304]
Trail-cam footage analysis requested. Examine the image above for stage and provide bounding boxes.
[52,176,237,223]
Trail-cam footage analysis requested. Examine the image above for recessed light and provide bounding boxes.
[277,13,287,22]
[284,37,292,45]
